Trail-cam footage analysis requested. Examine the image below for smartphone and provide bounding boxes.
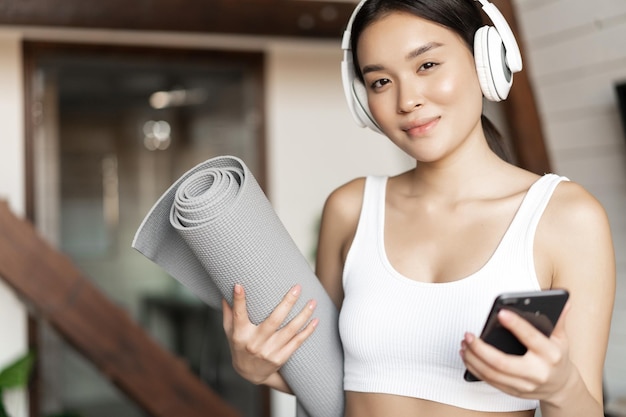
[464,289,569,382]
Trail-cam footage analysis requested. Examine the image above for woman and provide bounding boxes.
[222,0,615,416]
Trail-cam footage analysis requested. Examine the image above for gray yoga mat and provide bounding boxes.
[132,155,344,417]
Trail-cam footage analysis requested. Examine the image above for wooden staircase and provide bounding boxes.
[0,201,240,417]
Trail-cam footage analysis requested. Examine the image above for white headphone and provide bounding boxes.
[340,0,523,134]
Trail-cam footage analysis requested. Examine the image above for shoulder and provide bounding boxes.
[316,177,369,308]
[538,177,614,287]
[322,176,368,224]
[544,178,610,237]
[320,176,368,251]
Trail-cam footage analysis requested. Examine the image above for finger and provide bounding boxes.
[275,318,319,364]
[231,284,252,326]
[259,285,303,335]
[274,299,317,345]
[222,298,233,333]
[461,338,491,382]
[244,299,316,369]
[463,319,563,391]
[462,333,539,396]
[497,309,552,353]
[464,354,545,399]
[467,356,539,398]
[462,332,517,379]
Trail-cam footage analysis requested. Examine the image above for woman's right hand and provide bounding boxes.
[222,283,319,388]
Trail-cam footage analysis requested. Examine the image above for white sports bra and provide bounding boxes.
[339,174,568,412]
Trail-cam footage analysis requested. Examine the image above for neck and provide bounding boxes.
[404,145,512,201]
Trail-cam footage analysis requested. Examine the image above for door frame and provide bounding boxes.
[22,41,269,417]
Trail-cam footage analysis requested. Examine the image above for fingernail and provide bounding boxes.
[498,309,513,321]
[464,332,475,343]
[291,284,301,296]
[234,284,242,295]
[308,299,317,310]
[311,318,319,328]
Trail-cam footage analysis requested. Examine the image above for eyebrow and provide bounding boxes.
[406,42,443,61]
[361,42,443,76]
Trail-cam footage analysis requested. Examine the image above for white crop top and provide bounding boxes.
[339,174,568,412]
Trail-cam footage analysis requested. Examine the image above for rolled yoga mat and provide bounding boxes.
[132,155,344,417]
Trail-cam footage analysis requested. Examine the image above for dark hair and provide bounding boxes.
[350,0,512,162]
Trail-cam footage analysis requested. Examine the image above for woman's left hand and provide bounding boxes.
[460,302,575,403]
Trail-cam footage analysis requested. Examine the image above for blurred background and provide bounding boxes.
[0,0,624,416]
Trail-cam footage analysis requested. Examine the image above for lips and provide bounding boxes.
[402,116,440,136]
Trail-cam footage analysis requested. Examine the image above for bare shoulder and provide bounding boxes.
[543,179,610,237]
[319,176,367,258]
[539,178,615,288]
[322,177,367,223]
[315,177,368,308]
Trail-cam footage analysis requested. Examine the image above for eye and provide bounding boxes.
[419,62,439,71]
[370,78,391,90]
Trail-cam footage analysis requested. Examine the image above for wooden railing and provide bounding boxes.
[0,201,240,417]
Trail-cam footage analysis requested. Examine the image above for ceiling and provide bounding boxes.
[0,0,358,40]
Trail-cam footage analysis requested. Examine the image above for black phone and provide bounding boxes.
[464,289,569,382]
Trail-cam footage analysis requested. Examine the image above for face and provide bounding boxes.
[356,11,485,163]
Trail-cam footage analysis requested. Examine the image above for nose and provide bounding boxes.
[397,81,422,113]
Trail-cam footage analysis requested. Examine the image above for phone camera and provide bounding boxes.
[523,298,531,305]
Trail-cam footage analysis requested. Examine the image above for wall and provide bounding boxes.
[514,0,626,404]
[0,34,29,417]
[266,42,413,260]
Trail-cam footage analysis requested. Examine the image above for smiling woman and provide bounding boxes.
[356,12,486,163]
[223,1,616,417]
[343,0,518,161]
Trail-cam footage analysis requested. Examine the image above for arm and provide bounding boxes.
[461,181,615,416]
[539,181,615,416]
[315,178,365,309]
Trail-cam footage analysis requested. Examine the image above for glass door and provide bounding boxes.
[27,43,267,417]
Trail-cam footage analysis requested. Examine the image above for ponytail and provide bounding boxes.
[481,114,513,163]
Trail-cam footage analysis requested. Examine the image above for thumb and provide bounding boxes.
[222,298,233,333]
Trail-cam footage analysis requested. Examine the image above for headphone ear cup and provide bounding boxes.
[351,78,383,134]
[474,25,513,102]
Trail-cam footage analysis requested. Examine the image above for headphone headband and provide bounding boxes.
[341,0,521,66]
[340,0,523,133]
[474,0,522,72]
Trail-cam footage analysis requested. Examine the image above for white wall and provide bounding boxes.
[0,34,29,417]
[266,42,413,260]
[514,0,626,404]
